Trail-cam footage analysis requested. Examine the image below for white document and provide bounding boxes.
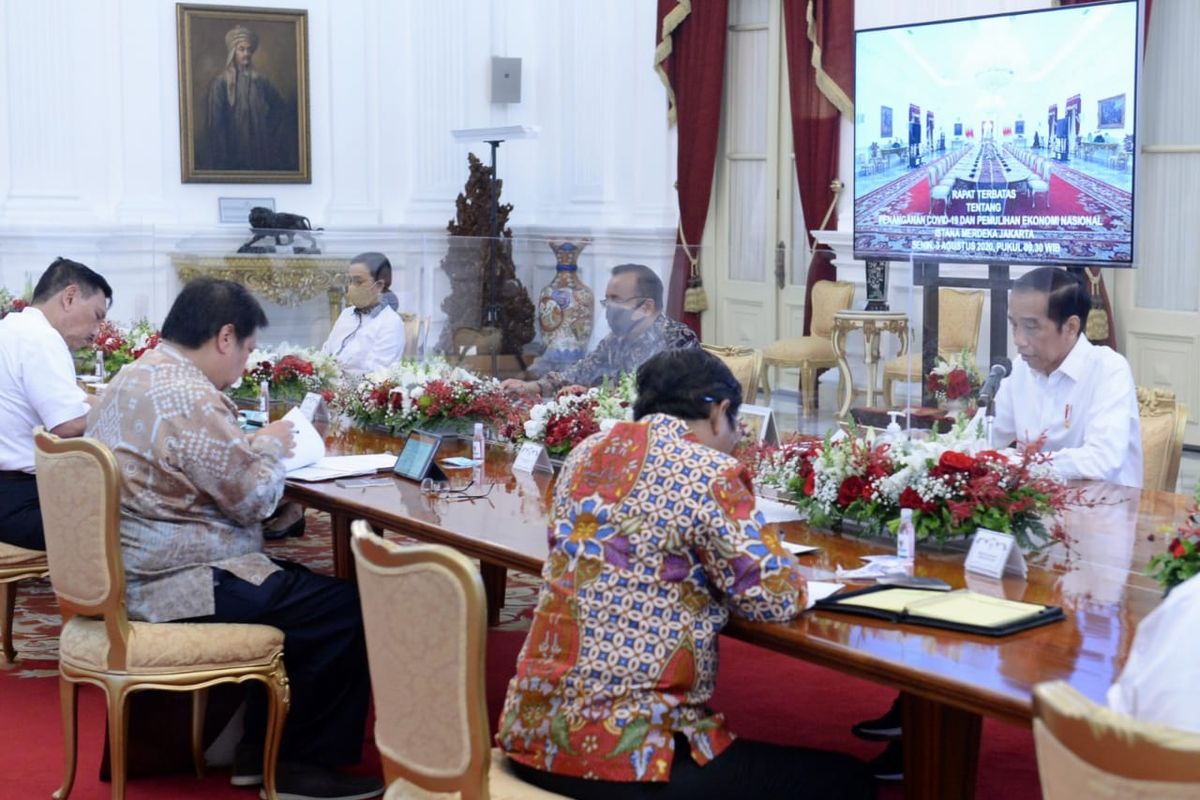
[835,555,912,580]
[287,453,397,482]
[781,541,820,556]
[755,496,806,524]
[278,408,327,474]
[804,580,844,610]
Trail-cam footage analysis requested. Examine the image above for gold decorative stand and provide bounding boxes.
[171,254,350,325]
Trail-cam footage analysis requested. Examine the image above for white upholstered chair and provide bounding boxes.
[882,288,985,407]
[350,524,566,800]
[0,541,49,664]
[1028,160,1050,208]
[1033,680,1200,799]
[33,428,289,800]
[761,280,855,414]
[928,166,950,213]
[1137,387,1188,493]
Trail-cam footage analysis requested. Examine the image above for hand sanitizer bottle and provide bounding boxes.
[885,410,904,443]
[472,422,486,463]
[258,380,271,415]
[897,507,916,564]
[94,350,105,380]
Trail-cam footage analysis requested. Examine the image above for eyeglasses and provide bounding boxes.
[599,296,647,309]
[419,478,495,502]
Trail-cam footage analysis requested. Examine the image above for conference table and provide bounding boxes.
[285,425,1189,800]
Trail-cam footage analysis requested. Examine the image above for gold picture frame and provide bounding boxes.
[176,4,310,183]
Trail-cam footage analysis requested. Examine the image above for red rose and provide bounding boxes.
[802,473,815,496]
[939,451,976,472]
[837,476,864,508]
[899,486,924,509]
[946,368,972,400]
[1171,538,1187,559]
[926,373,944,395]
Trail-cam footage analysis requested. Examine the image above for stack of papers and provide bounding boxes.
[805,580,844,610]
[288,453,397,482]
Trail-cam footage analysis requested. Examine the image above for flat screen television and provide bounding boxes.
[853,0,1139,267]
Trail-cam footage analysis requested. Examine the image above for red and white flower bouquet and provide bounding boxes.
[926,350,982,408]
[521,374,636,456]
[342,360,525,440]
[231,344,340,403]
[750,420,1087,550]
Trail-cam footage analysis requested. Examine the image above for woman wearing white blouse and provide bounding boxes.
[321,252,405,374]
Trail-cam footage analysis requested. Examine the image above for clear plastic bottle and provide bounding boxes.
[897,507,916,564]
[471,422,486,463]
[258,380,271,415]
[93,350,105,380]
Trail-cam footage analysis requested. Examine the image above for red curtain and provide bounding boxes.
[783,0,854,335]
[1057,0,1153,350]
[655,1,728,335]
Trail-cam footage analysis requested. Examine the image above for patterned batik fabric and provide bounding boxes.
[537,314,699,394]
[86,343,286,623]
[497,414,806,782]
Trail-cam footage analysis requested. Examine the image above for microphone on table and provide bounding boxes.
[977,358,1012,409]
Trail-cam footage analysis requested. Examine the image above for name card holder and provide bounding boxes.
[964,529,1027,580]
[513,442,553,473]
[738,404,779,445]
[298,392,329,423]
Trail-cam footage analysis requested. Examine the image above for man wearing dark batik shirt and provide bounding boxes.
[501,263,699,396]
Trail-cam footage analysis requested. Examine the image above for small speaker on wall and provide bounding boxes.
[491,57,522,103]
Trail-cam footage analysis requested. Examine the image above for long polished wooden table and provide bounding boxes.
[285,426,1190,800]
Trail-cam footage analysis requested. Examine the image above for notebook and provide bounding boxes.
[812,585,1064,637]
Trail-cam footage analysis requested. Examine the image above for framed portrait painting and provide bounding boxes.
[1098,94,1126,130]
[176,4,311,183]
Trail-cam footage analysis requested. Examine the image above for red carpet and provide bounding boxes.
[1,512,1040,798]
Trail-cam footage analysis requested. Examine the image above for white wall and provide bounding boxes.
[0,0,678,337]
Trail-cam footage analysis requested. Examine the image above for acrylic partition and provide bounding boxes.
[0,226,683,383]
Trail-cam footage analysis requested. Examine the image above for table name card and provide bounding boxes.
[512,442,553,473]
[299,392,327,422]
[964,529,1027,580]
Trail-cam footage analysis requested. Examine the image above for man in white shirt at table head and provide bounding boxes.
[0,257,111,550]
[992,266,1142,487]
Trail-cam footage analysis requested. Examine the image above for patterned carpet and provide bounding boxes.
[5,509,540,677]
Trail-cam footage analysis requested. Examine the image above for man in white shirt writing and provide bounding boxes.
[0,258,111,550]
[993,266,1142,487]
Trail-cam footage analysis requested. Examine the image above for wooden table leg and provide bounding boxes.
[901,692,982,800]
[481,563,508,627]
[331,512,353,581]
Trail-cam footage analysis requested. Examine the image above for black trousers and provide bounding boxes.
[509,735,876,800]
[0,471,45,550]
[190,562,370,766]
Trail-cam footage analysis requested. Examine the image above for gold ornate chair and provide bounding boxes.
[762,280,855,414]
[1033,681,1200,799]
[1137,387,1188,493]
[882,288,985,407]
[33,428,289,800]
[350,524,567,800]
[700,344,763,403]
[0,541,49,664]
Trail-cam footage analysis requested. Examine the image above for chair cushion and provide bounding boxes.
[1035,720,1200,799]
[763,337,836,363]
[382,749,568,799]
[59,617,283,674]
[0,541,48,570]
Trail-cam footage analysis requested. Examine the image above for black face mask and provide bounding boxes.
[606,300,645,336]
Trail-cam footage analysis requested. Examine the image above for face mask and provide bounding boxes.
[606,301,643,336]
[346,281,379,310]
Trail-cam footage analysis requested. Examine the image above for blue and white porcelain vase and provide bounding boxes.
[537,240,594,372]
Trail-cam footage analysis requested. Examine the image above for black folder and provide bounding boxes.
[813,585,1065,637]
